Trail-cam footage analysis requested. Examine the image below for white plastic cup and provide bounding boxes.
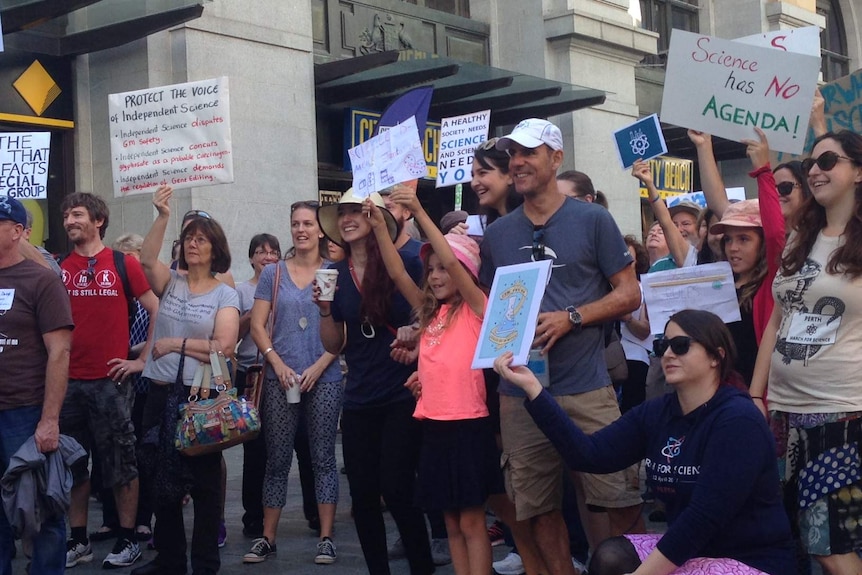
[315,268,339,302]
[286,382,302,404]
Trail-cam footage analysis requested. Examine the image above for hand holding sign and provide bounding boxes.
[741,127,770,171]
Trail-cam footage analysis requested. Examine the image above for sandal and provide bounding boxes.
[135,525,152,541]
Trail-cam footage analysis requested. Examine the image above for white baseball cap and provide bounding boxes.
[496,118,564,151]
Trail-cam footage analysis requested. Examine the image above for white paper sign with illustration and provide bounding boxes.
[472,260,553,369]
[661,29,821,155]
[348,116,427,199]
[642,261,741,335]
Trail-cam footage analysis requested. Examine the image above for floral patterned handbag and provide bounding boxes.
[175,349,261,456]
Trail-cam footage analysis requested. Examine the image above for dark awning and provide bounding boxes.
[315,51,606,127]
[1,1,204,57]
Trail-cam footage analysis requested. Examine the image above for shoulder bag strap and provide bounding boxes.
[251,262,281,407]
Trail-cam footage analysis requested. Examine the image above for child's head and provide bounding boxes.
[416,234,481,328]
[420,234,481,292]
[588,536,642,575]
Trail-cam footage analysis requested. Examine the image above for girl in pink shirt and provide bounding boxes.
[366,186,502,575]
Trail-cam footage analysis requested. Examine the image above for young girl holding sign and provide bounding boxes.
[364,187,501,575]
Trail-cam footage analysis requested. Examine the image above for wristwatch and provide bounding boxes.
[566,306,583,332]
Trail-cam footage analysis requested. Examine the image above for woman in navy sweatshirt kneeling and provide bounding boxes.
[494,309,794,575]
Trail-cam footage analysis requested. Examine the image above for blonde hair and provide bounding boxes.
[113,233,144,254]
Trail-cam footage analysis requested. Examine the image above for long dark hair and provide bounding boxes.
[343,232,395,326]
[696,208,719,265]
[781,131,862,280]
[665,309,738,384]
[473,142,522,227]
[774,160,811,231]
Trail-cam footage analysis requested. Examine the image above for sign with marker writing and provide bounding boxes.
[436,110,490,187]
[0,132,51,199]
[661,29,820,155]
[109,77,233,197]
[735,26,820,58]
[348,116,427,199]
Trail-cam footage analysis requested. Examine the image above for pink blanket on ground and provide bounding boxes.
[624,534,768,575]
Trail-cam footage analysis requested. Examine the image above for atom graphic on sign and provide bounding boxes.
[630,129,650,156]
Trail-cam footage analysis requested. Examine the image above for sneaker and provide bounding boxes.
[572,556,588,575]
[431,538,451,566]
[487,520,505,546]
[218,521,227,548]
[102,538,141,569]
[315,537,337,564]
[65,541,93,568]
[243,537,277,564]
[493,551,525,575]
[387,536,405,560]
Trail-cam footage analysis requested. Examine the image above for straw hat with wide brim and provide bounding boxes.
[317,188,398,248]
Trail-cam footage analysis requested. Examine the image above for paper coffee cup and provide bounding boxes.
[315,268,339,302]
[286,382,302,404]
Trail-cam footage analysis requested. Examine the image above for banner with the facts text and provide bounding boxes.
[661,30,820,155]
[109,77,233,197]
[0,132,50,199]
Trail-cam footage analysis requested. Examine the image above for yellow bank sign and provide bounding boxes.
[638,156,693,199]
[346,109,439,179]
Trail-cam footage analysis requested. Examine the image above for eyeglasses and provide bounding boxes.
[254,250,280,258]
[476,138,499,152]
[182,209,211,222]
[776,182,800,197]
[532,225,546,261]
[84,257,97,281]
[653,335,693,357]
[184,234,210,245]
[291,200,320,212]
[801,151,855,174]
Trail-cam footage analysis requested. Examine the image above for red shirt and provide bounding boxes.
[61,247,151,380]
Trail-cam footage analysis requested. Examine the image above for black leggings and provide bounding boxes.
[341,400,434,575]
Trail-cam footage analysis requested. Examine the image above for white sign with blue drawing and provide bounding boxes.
[613,114,667,169]
[348,115,427,199]
[472,259,553,369]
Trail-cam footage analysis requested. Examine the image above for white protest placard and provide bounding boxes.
[642,261,741,334]
[735,26,821,57]
[109,77,233,197]
[472,260,553,369]
[436,110,490,187]
[0,132,51,199]
[348,116,427,198]
[666,188,746,210]
[661,29,821,155]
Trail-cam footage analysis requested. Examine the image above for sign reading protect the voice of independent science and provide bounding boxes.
[108,77,233,197]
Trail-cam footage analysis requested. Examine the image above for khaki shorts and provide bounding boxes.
[499,386,642,521]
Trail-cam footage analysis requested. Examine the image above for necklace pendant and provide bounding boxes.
[299,316,308,330]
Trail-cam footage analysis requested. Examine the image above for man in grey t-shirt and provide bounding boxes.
[480,119,642,575]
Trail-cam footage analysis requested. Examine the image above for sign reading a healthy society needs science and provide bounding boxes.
[0,132,50,199]
[109,77,233,197]
[661,30,820,155]
[436,110,490,187]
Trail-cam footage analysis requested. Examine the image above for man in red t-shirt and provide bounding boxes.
[0,195,74,574]
[59,193,158,570]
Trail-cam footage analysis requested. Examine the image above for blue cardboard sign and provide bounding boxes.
[613,113,668,169]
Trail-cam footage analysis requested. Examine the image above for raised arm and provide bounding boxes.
[633,159,691,268]
[363,198,424,309]
[688,131,731,218]
[141,185,174,296]
[390,185,486,317]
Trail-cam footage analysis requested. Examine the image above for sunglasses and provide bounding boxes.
[182,209,211,222]
[291,200,320,212]
[532,225,546,261]
[84,256,97,281]
[801,151,855,174]
[653,335,693,357]
[776,182,800,197]
[476,138,499,152]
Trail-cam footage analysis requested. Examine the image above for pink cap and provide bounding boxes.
[420,233,481,280]
[709,199,762,235]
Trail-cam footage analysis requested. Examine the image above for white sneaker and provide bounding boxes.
[65,541,94,568]
[102,538,141,569]
[493,551,525,575]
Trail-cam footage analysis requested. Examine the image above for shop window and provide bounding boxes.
[638,0,699,66]
[817,0,850,81]
[401,0,469,18]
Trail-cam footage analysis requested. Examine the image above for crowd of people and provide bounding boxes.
[1,98,861,575]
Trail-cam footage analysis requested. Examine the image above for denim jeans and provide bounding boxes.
[0,405,66,575]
